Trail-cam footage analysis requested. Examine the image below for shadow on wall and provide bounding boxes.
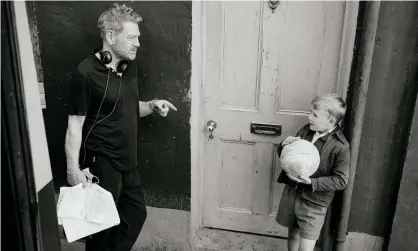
[33,1,192,210]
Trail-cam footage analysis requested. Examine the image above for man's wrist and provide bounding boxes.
[67,168,80,173]
[148,99,158,113]
[67,164,80,172]
[148,100,155,113]
[311,178,316,191]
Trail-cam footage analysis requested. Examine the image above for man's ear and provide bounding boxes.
[105,30,114,45]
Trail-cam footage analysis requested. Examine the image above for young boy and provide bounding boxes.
[276,94,350,251]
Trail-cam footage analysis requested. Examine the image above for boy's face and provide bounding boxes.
[308,107,335,133]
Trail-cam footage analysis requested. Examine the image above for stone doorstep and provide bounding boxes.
[193,228,288,251]
[192,228,322,251]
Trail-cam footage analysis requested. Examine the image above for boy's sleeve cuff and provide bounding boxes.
[311,178,317,192]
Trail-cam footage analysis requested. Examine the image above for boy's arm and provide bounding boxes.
[311,146,350,192]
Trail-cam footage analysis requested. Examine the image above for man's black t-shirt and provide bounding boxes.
[69,51,140,171]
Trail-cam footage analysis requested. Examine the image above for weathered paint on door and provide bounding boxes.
[202,1,349,237]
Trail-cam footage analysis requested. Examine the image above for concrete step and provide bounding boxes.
[193,228,287,251]
[193,228,321,251]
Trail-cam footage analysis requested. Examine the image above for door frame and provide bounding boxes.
[190,0,360,244]
[2,1,61,250]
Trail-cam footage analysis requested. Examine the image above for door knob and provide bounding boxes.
[206,120,217,139]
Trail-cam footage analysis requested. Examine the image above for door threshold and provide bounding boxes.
[192,228,322,251]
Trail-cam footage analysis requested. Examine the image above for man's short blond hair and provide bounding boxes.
[311,94,346,124]
[98,4,142,40]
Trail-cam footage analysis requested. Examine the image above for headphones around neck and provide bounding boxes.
[83,49,125,166]
[99,50,129,73]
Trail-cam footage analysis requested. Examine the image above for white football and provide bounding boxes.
[280,139,320,178]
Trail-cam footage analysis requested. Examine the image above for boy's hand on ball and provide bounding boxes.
[286,173,312,185]
[298,175,312,184]
[282,136,301,146]
[286,173,303,183]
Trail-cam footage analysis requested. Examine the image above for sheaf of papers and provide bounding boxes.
[56,183,120,243]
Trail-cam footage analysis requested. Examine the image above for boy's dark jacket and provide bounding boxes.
[277,124,350,207]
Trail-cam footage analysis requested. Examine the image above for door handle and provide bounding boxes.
[251,123,282,136]
[206,120,217,139]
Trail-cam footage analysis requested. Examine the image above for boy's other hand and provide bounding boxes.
[298,175,312,184]
[286,173,303,182]
[286,173,312,185]
[282,136,301,146]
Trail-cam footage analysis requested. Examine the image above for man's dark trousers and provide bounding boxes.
[84,154,147,251]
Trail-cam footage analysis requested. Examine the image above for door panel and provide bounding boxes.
[221,2,262,109]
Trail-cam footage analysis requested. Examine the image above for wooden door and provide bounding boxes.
[202,1,349,237]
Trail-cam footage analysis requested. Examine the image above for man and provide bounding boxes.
[64,4,177,251]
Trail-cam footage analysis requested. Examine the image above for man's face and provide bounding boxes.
[308,107,334,133]
[112,21,140,61]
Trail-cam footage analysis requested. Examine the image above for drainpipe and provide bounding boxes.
[333,2,381,251]
[333,1,380,251]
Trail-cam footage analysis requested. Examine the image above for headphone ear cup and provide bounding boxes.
[100,51,112,65]
[116,61,129,73]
